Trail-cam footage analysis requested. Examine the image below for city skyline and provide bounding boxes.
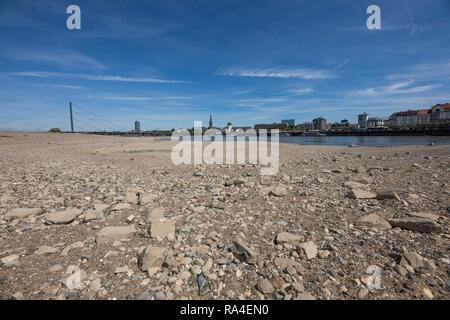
[1,0,450,131]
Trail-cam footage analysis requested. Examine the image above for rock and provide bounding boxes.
[45,209,81,224]
[298,241,318,260]
[63,266,86,290]
[388,217,442,234]
[197,273,209,295]
[274,258,304,273]
[276,232,301,244]
[406,212,440,221]
[358,288,369,299]
[115,266,130,274]
[295,292,315,300]
[257,278,274,294]
[269,185,287,197]
[376,191,400,201]
[111,203,132,211]
[140,193,157,205]
[96,226,136,243]
[153,291,166,300]
[1,254,19,266]
[146,207,165,223]
[5,208,42,219]
[343,181,367,190]
[89,278,102,291]
[149,220,175,241]
[83,210,104,222]
[35,245,59,256]
[126,189,139,205]
[232,239,258,264]
[422,288,434,299]
[359,214,392,231]
[400,252,424,269]
[349,189,376,199]
[138,246,168,275]
[61,241,84,256]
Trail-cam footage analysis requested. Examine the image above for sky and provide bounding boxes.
[0,0,450,131]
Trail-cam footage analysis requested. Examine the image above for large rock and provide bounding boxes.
[233,240,258,265]
[269,185,287,197]
[256,279,274,294]
[35,246,59,256]
[146,207,165,223]
[359,214,392,230]
[388,217,442,234]
[96,226,136,243]
[45,209,82,224]
[149,220,175,241]
[274,258,304,273]
[406,212,440,221]
[298,241,318,260]
[1,254,19,266]
[138,246,168,274]
[400,252,424,269]
[140,193,157,205]
[376,191,400,201]
[5,208,42,219]
[349,189,376,199]
[126,189,139,205]
[276,232,301,244]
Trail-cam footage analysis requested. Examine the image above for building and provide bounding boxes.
[358,113,368,129]
[208,115,213,129]
[312,117,327,131]
[389,109,431,128]
[297,122,314,130]
[281,119,295,126]
[431,103,450,123]
[134,121,141,132]
[366,117,386,129]
[254,123,288,131]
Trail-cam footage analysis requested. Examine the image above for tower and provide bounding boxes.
[208,114,213,129]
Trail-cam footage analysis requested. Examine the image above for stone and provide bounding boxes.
[61,241,84,256]
[233,239,258,264]
[388,217,442,234]
[111,203,132,211]
[63,267,87,290]
[295,292,315,300]
[140,193,157,205]
[115,266,130,274]
[298,241,318,260]
[146,207,165,223]
[274,258,304,273]
[257,278,274,294]
[83,210,104,222]
[5,208,42,219]
[276,232,301,244]
[138,246,168,274]
[376,191,400,201]
[269,185,287,197]
[358,288,369,299]
[1,254,19,266]
[343,181,367,190]
[35,245,59,256]
[406,212,440,221]
[350,189,376,199]
[400,252,424,269]
[126,190,139,205]
[149,220,175,240]
[89,279,102,291]
[422,288,434,299]
[96,226,136,244]
[359,214,392,230]
[45,209,81,224]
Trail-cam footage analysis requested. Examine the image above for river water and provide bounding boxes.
[279,135,450,147]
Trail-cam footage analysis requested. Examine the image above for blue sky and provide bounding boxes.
[1,0,450,131]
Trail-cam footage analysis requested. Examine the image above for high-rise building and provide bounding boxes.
[312,117,327,131]
[358,113,368,129]
[134,121,141,132]
[281,119,295,126]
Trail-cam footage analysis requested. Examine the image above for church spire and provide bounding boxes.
[209,114,213,129]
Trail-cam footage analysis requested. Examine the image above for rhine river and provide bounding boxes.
[279,135,450,147]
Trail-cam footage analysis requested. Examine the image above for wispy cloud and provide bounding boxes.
[96,96,192,101]
[388,61,450,81]
[285,88,314,96]
[0,49,106,69]
[350,80,441,97]
[11,71,191,84]
[217,67,336,80]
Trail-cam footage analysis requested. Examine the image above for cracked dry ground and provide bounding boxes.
[0,132,449,300]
